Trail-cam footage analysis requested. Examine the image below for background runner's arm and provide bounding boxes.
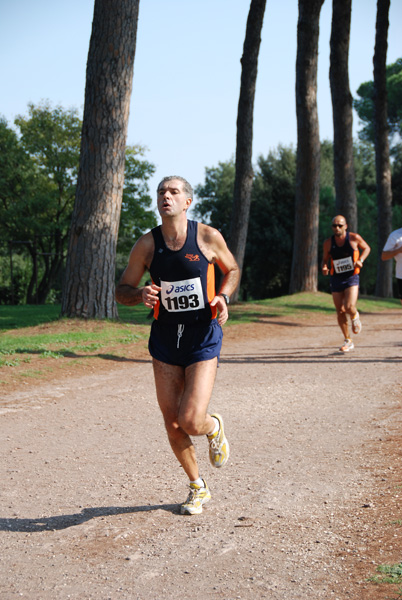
[381,246,402,261]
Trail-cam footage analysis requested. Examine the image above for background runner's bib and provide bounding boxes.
[332,256,354,274]
[160,277,205,312]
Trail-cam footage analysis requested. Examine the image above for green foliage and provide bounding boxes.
[193,161,236,239]
[368,562,402,585]
[354,57,402,146]
[116,144,157,275]
[194,139,394,298]
[244,146,296,299]
[0,103,157,304]
[0,101,82,304]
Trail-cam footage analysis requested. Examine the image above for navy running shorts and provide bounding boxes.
[330,273,359,293]
[148,318,223,367]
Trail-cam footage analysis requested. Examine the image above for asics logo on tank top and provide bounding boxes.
[185,254,200,261]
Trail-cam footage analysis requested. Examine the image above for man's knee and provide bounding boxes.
[178,411,206,436]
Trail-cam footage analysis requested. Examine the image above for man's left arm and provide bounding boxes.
[352,233,371,268]
[202,226,240,325]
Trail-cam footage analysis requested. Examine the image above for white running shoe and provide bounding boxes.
[207,413,230,468]
[351,312,362,335]
[180,479,211,515]
[340,339,354,352]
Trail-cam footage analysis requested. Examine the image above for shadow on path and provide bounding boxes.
[0,503,181,533]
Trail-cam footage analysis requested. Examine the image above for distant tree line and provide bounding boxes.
[1,50,401,305]
[0,102,156,305]
[0,0,401,310]
[193,139,401,300]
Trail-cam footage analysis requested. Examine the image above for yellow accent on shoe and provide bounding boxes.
[180,479,211,515]
[208,413,230,468]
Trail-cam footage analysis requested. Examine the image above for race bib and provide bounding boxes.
[160,277,205,312]
[333,256,354,274]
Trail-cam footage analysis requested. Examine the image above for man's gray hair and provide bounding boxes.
[157,176,193,200]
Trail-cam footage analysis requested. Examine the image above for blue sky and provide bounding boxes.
[1,0,401,207]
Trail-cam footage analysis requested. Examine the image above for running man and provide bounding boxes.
[321,215,371,352]
[381,226,402,305]
[116,176,239,514]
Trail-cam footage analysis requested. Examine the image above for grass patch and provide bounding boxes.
[0,292,398,367]
[228,291,400,324]
[0,304,152,332]
[0,304,61,330]
[368,562,402,585]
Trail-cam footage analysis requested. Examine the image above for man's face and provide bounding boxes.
[331,218,347,237]
[157,179,191,218]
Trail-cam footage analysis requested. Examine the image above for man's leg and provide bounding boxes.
[332,291,349,340]
[152,357,217,482]
[343,284,359,319]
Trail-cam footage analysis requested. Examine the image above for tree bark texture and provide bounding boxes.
[62,0,139,318]
[373,0,393,297]
[330,0,358,231]
[229,0,266,302]
[289,0,324,294]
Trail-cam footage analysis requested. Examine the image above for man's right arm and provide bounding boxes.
[321,238,331,275]
[115,234,155,307]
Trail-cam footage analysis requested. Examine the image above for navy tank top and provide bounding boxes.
[330,231,360,277]
[149,220,217,324]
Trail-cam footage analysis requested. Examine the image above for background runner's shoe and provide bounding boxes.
[208,413,230,468]
[180,479,211,515]
[340,339,354,352]
[351,312,362,334]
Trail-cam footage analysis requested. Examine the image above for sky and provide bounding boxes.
[1,0,401,212]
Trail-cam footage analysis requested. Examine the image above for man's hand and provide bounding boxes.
[211,295,229,326]
[142,284,161,308]
[322,264,329,276]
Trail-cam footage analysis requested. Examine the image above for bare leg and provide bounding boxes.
[332,292,349,339]
[343,285,359,320]
[152,357,218,482]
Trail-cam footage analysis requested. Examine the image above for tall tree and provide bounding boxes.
[289,0,324,294]
[228,0,267,301]
[329,0,357,231]
[373,0,393,297]
[61,0,140,318]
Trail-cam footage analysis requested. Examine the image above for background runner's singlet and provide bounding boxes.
[149,220,217,324]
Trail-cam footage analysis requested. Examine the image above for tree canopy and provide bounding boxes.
[0,102,156,305]
[354,57,402,147]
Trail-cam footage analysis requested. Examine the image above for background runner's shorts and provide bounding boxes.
[330,273,359,293]
[149,319,223,367]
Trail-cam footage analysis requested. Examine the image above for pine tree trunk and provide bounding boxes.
[374,0,393,297]
[289,0,324,294]
[61,0,139,318]
[330,0,358,231]
[229,0,266,302]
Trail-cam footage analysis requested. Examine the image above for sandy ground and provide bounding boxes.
[0,311,401,600]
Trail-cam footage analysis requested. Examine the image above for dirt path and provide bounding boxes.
[1,312,401,599]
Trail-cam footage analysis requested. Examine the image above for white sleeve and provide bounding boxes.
[382,232,397,252]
